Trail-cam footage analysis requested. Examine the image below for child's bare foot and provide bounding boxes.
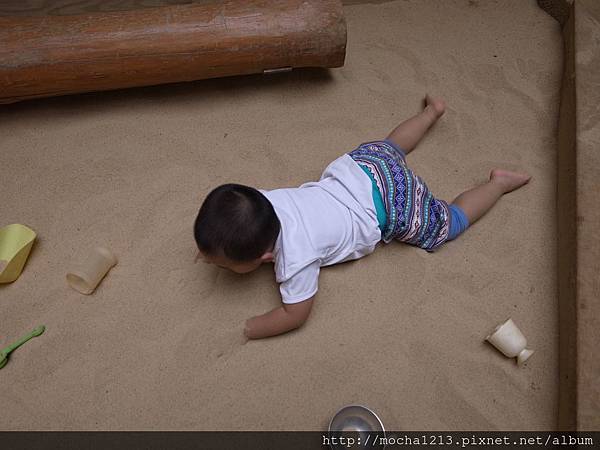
[490,168,531,193]
[425,94,446,118]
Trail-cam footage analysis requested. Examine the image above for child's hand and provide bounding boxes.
[244,316,259,339]
[243,299,314,339]
[240,327,250,344]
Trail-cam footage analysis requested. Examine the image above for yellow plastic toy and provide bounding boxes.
[0,224,36,283]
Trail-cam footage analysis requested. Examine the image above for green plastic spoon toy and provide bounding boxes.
[0,325,45,369]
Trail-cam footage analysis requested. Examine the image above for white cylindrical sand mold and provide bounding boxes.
[67,247,117,295]
[486,318,534,366]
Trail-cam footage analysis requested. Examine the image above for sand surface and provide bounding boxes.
[0,0,562,430]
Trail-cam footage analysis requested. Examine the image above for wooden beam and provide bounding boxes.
[0,0,346,103]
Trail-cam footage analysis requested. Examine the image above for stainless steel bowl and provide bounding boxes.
[328,404,386,449]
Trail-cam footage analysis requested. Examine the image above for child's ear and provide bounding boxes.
[261,252,274,263]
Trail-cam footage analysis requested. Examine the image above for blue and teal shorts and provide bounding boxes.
[353,139,469,249]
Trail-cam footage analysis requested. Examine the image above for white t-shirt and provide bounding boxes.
[260,154,381,304]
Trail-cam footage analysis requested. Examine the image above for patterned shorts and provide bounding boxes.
[349,139,451,251]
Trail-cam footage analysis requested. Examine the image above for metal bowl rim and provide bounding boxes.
[328,404,386,434]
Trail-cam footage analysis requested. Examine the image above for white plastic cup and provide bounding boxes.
[67,247,117,295]
[486,318,534,366]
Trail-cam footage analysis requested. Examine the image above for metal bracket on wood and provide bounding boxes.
[263,67,293,74]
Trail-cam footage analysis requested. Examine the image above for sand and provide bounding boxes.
[0,0,562,430]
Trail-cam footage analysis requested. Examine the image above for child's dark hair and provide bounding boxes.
[194,184,280,262]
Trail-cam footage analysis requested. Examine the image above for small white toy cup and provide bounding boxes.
[67,247,117,295]
[486,318,534,366]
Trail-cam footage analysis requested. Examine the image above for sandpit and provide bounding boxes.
[0,0,562,430]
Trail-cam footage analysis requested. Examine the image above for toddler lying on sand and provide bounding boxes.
[194,96,530,339]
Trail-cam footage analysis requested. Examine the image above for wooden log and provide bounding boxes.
[0,0,346,104]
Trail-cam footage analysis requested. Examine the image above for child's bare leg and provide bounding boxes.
[452,169,532,224]
[386,95,446,154]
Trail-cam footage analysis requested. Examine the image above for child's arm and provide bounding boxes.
[244,298,314,339]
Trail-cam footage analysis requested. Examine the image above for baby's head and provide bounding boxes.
[194,184,280,274]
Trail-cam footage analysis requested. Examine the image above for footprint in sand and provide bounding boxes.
[173,326,248,372]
